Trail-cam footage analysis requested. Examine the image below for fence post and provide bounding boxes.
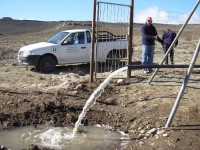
[90,0,97,83]
[127,0,134,78]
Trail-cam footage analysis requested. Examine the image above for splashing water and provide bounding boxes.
[0,125,129,150]
[72,66,128,137]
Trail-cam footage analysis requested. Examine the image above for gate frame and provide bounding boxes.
[90,0,134,82]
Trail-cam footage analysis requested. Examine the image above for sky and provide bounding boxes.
[0,0,200,24]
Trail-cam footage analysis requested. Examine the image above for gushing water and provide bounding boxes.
[72,66,128,137]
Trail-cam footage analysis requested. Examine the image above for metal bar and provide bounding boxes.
[128,64,200,69]
[94,2,100,79]
[127,0,134,78]
[90,0,97,83]
[97,1,130,7]
[148,0,200,84]
[165,39,200,128]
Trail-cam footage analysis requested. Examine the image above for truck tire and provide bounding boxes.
[38,55,56,72]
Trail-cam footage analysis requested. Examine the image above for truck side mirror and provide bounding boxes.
[62,40,72,45]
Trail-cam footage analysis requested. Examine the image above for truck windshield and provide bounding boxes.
[47,32,69,44]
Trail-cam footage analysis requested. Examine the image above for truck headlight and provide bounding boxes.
[20,51,35,57]
[18,51,24,56]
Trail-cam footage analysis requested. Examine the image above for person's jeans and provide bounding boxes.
[142,45,155,71]
[163,44,174,64]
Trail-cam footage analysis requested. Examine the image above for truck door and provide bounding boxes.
[59,32,89,63]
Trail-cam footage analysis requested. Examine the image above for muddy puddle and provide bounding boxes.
[0,125,130,150]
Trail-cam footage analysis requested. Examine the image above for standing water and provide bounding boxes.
[0,124,130,150]
[72,66,128,137]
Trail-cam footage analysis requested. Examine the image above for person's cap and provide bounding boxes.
[146,17,152,21]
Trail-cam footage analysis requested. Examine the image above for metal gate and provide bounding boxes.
[90,1,133,80]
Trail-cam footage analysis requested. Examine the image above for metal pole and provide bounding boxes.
[90,0,97,83]
[165,39,200,128]
[127,0,134,78]
[94,2,100,79]
[148,0,200,84]
[128,64,200,69]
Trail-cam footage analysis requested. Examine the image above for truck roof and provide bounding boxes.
[62,29,90,33]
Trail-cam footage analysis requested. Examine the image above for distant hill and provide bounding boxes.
[0,17,199,40]
[0,18,60,35]
[0,17,13,21]
[0,17,94,36]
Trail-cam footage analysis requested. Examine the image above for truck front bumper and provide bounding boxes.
[18,55,41,66]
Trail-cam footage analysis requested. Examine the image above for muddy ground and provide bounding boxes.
[0,19,200,150]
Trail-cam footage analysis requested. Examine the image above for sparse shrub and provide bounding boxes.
[0,47,16,60]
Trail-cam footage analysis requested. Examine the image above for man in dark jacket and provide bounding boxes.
[162,29,178,64]
[141,17,159,73]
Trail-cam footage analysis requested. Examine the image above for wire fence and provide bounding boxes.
[134,7,200,24]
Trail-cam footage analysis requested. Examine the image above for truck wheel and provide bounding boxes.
[38,55,56,72]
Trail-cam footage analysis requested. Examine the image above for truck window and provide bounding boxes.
[77,32,85,44]
[86,31,91,43]
[48,32,69,44]
[63,32,85,45]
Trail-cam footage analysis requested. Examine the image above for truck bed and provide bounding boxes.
[96,30,126,42]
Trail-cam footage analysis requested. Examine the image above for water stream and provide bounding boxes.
[72,66,128,137]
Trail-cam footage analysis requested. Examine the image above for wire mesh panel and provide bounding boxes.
[94,2,131,79]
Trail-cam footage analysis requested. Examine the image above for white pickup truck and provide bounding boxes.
[18,29,128,72]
